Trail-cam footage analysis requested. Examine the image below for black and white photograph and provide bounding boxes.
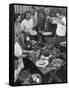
[9,4,67,86]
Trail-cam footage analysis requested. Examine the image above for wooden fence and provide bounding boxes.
[14,5,66,16]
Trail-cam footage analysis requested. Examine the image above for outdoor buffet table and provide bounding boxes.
[18,30,66,84]
[22,42,66,83]
[28,49,66,75]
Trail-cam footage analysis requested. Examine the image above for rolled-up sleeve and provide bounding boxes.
[15,42,22,57]
[21,20,25,31]
[62,16,66,25]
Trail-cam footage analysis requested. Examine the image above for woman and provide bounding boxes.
[15,14,25,49]
[14,15,25,82]
[14,15,21,39]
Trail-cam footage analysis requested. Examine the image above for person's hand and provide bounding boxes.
[46,16,50,22]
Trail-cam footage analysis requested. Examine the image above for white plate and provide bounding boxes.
[42,32,52,35]
[36,60,49,67]
[30,31,37,35]
[60,41,66,46]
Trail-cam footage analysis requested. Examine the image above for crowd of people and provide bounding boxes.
[14,7,66,84]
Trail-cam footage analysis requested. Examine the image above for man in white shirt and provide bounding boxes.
[55,13,66,36]
[52,13,66,46]
[21,11,38,41]
[21,11,33,34]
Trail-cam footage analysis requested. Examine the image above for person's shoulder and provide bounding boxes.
[21,19,27,24]
[62,16,66,23]
[62,16,66,21]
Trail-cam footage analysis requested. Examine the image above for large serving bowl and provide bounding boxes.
[41,49,52,57]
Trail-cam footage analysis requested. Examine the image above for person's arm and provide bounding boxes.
[62,16,66,26]
[21,20,25,31]
[55,18,66,26]
[15,42,22,57]
[32,12,38,27]
[34,11,38,19]
[44,22,47,30]
[51,17,66,26]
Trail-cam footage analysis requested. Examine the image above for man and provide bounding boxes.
[21,11,38,41]
[21,11,33,34]
[51,13,66,46]
[37,12,46,31]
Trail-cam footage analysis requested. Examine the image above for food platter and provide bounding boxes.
[51,59,62,67]
[36,60,49,67]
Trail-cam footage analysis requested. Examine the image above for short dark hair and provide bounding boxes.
[24,11,31,18]
[56,9,65,16]
[14,14,21,22]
